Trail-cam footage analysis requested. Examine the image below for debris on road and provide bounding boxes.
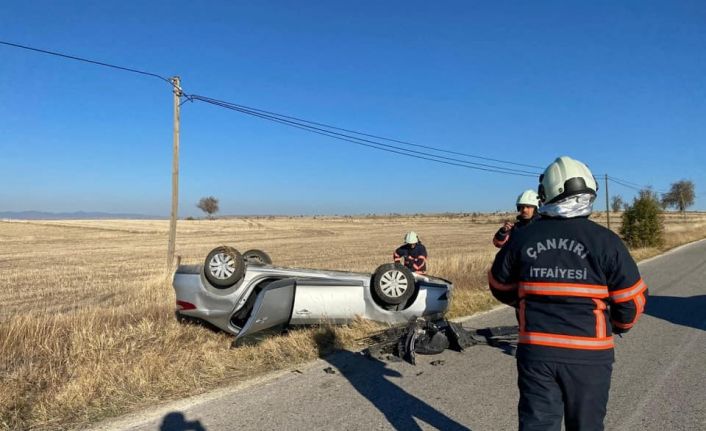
[359,317,519,365]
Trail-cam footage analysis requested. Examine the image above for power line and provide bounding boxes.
[4,39,672,189]
[0,38,548,179]
[0,40,177,88]
[190,95,542,177]
[609,177,666,194]
[196,98,544,170]
[2,39,545,175]
[609,178,643,192]
[192,95,540,177]
[190,94,541,176]
[608,175,647,189]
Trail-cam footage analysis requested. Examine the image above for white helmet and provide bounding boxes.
[404,231,419,244]
[539,156,598,204]
[516,189,540,209]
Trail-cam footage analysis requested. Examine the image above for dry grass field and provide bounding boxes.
[1,212,705,430]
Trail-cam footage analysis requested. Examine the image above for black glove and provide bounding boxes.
[612,324,629,335]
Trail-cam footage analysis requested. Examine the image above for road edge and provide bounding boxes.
[636,237,706,266]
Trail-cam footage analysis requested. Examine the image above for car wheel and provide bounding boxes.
[243,249,272,265]
[372,263,416,305]
[204,246,245,288]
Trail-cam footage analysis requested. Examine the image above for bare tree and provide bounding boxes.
[610,195,624,213]
[661,180,695,215]
[197,196,219,220]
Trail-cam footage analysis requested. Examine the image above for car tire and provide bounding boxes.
[372,263,416,306]
[243,249,272,265]
[204,246,245,288]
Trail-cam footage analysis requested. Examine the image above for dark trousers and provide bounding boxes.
[517,360,612,431]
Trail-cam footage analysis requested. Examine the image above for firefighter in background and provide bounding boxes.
[489,156,647,431]
[394,231,428,273]
[493,190,541,248]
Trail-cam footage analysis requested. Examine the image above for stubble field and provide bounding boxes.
[1,213,705,430]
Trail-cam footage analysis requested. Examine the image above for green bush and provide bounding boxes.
[620,190,664,248]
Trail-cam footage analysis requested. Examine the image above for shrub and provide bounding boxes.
[620,189,664,248]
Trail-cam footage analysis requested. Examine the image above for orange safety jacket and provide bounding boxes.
[489,216,647,364]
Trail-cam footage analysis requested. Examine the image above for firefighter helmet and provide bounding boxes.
[516,189,540,209]
[538,156,597,204]
[404,231,419,244]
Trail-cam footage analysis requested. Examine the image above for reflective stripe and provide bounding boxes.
[592,299,607,338]
[636,292,646,314]
[610,279,647,303]
[612,320,633,329]
[519,332,614,350]
[519,282,609,298]
[488,271,518,292]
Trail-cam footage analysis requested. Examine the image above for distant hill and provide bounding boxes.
[0,211,164,220]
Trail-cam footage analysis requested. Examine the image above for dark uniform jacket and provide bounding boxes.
[394,243,428,273]
[493,213,539,248]
[489,216,647,364]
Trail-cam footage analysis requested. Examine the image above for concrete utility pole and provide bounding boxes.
[167,76,181,269]
[605,174,610,230]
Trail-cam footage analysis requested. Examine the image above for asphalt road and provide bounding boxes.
[92,239,706,431]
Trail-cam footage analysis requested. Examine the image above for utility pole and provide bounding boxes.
[605,174,610,230]
[167,76,181,269]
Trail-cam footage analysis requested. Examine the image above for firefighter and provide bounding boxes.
[493,189,540,248]
[488,156,647,431]
[394,231,428,273]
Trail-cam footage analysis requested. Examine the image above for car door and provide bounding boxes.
[233,278,296,346]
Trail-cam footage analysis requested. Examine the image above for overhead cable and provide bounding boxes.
[608,175,648,189]
[190,95,540,177]
[196,98,544,170]
[0,40,177,89]
[0,39,544,176]
[5,39,670,189]
[609,177,666,194]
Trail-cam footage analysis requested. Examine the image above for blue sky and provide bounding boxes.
[1,1,705,216]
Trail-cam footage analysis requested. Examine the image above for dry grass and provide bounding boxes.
[1,212,705,430]
[628,215,706,261]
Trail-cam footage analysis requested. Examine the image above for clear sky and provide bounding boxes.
[1,1,705,216]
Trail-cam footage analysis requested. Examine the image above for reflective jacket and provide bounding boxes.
[394,243,428,273]
[489,216,647,364]
[493,214,538,248]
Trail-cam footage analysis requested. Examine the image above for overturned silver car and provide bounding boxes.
[173,246,453,345]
